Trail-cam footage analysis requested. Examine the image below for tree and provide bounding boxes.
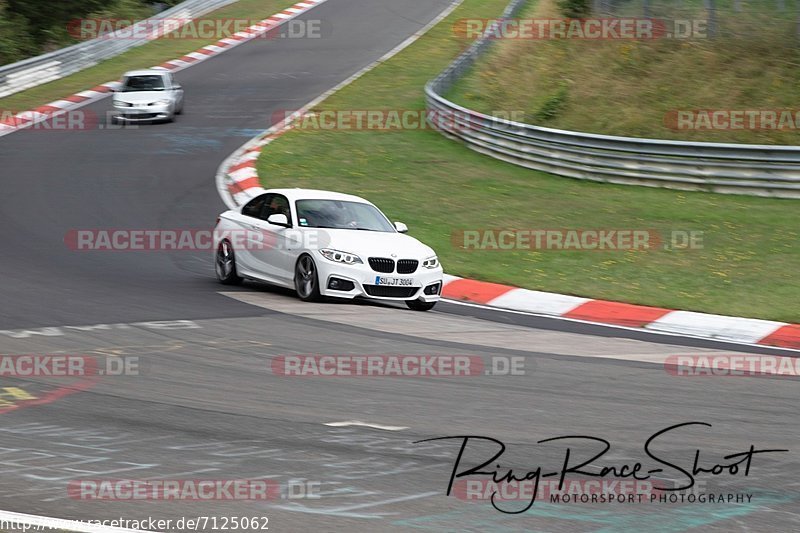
[0,0,37,64]
[558,0,591,18]
[6,0,114,45]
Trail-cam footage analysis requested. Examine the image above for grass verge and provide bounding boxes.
[448,0,800,144]
[254,0,799,322]
[0,0,295,113]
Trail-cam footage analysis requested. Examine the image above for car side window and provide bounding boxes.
[260,194,291,224]
[242,194,268,218]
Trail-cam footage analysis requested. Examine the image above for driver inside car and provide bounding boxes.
[267,197,289,220]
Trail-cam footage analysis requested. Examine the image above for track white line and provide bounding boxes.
[210,0,800,355]
[442,298,800,354]
[324,420,408,431]
[215,0,465,209]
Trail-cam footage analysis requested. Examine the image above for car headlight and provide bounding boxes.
[422,256,439,269]
[150,100,171,106]
[320,249,363,265]
[114,101,132,107]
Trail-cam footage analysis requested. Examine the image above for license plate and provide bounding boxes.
[375,276,413,286]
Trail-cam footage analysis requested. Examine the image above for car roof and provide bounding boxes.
[264,188,373,204]
[123,69,169,77]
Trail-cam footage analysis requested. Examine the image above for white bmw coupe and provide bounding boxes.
[213,189,443,311]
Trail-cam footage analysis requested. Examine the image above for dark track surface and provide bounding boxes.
[0,0,797,531]
[0,0,452,330]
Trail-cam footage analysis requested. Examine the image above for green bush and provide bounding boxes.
[0,1,37,64]
[89,0,153,19]
[557,0,590,18]
[534,85,568,122]
[1,0,158,65]
[6,0,110,47]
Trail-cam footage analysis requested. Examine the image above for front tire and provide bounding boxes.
[406,299,436,312]
[295,254,321,301]
[215,240,242,285]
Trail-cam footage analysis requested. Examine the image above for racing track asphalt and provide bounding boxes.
[0,0,454,330]
[0,0,798,531]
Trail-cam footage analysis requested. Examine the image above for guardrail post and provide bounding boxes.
[423,0,800,199]
[704,0,717,38]
[797,7,800,38]
[0,0,238,99]
[592,0,610,16]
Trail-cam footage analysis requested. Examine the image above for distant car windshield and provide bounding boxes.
[295,199,395,232]
[121,75,166,92]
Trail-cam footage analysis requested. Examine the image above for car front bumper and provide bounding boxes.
[114,103,172,121]
[314,253,443,302]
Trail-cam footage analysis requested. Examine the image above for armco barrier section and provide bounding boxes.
[425,0,800,199]
[0,0,237,98]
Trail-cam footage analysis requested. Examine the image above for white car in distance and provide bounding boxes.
[112,69,184,123]
[213,189,443,311]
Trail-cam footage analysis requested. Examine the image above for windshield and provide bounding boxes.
[121,75,166,92]
[295,199,396,232]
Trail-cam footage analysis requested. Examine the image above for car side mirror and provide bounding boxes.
[394,222,408,233]
[174,84,182,90]
[267,213,290,227]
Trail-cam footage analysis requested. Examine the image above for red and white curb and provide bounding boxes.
[0,3,331,531]
[215,0,466,209]
[0,0,329,138]
[212,1,800,352]
[440,274,800,351]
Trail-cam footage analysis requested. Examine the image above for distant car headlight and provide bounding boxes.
[114,101,132,107]
[422,256,439,269]
[320,249,363,265]
[150,100,171,106]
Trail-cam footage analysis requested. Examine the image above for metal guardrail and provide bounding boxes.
[425,0,800,199]
[0,0,237,99]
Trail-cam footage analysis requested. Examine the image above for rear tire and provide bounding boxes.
[295,254,321,301]
[406,299,436,312]
[215,240,242,285]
